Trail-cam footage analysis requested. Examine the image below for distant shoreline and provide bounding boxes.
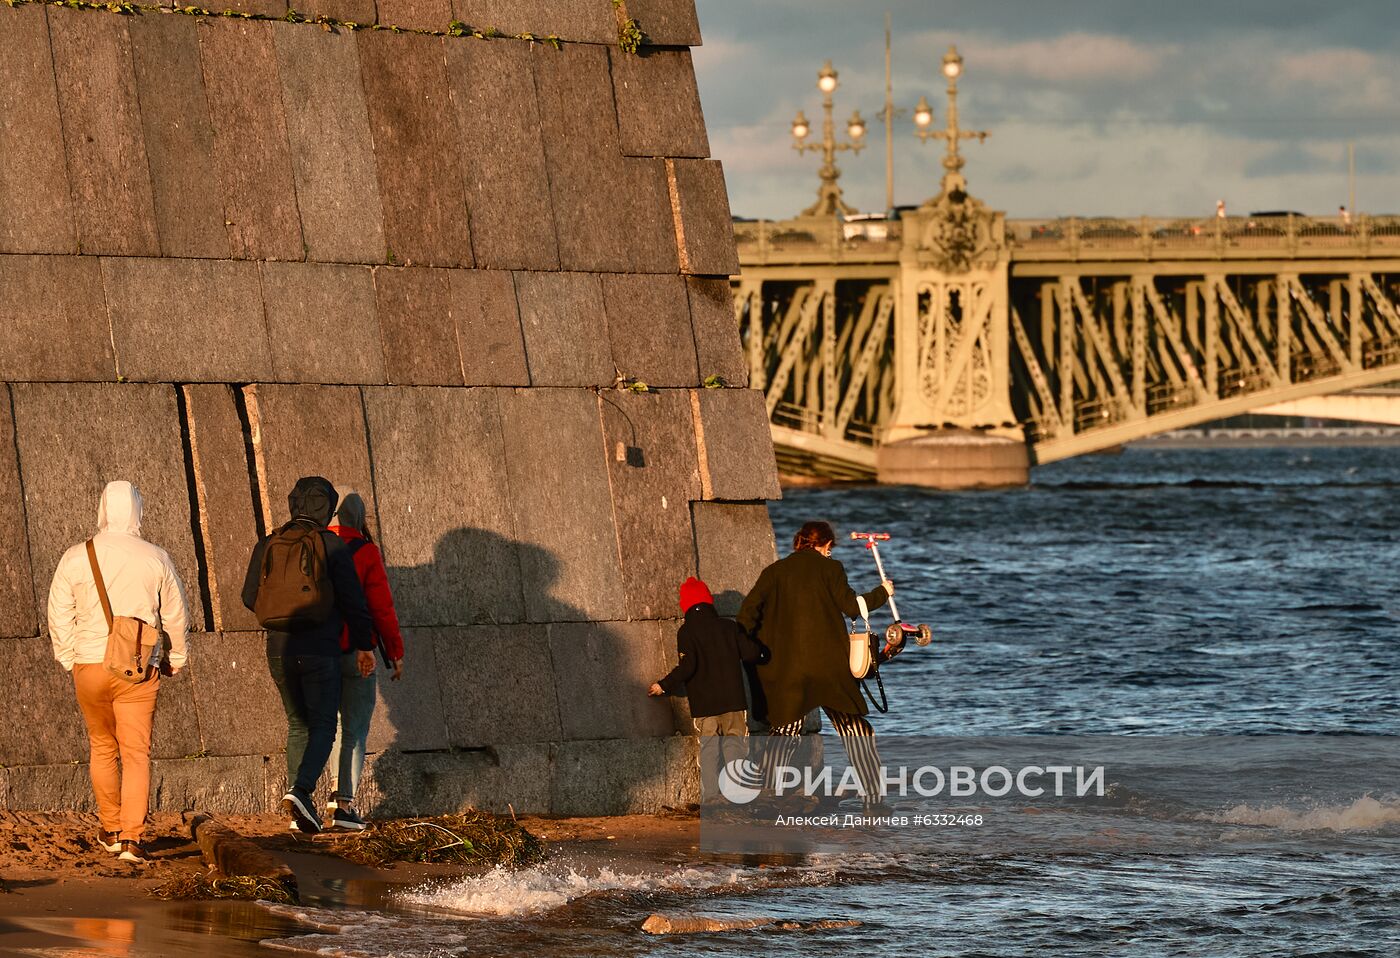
[1133,434,1400,449]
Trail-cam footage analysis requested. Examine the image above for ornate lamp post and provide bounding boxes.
[912,45,989,198]
[790,60,867,217]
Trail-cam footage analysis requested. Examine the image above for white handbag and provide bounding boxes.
[849,595,873,679]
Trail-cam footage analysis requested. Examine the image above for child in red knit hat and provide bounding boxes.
[650,577,766,798]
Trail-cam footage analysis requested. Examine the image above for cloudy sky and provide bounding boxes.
[691,1,1400,221]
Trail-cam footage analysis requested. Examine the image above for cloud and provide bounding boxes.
[967,32,1173,84]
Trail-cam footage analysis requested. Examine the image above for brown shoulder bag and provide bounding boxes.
[86,540,158,684]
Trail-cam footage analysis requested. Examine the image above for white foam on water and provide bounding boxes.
[1203,794,1400,832]
[401,862,760,917]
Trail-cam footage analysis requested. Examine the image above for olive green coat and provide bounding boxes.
[737,548,890,726]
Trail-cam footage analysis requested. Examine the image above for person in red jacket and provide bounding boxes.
[324,492,404,831]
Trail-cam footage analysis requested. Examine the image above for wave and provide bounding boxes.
[399,863,777,918]
[1200,795,1400,832]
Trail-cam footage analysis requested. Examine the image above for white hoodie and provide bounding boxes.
[47,481,192,672]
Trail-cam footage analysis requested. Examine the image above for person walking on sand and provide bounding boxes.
[47,480,191,864]
[321,492,405,832]
[738,521,893,809]
[243,476,375,835]
[649,576,766,801]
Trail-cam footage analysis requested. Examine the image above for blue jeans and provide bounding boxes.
[268,653,342,796]
[331,652,377,803]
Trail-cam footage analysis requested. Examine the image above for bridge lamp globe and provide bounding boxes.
[791,110,811,142]
[942,46,964,79]
[913,95,934,131]
[818,60,839,93]
[847,110,867,142]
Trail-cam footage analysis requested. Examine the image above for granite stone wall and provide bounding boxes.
[0,0,780,817]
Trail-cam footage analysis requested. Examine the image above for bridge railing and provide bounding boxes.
[1007,214,1400,260]
[771,401,882,447]
[734,218,904,265]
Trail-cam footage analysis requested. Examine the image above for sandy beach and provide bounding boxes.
[0,809,704,956]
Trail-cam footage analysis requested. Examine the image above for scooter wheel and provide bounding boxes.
[885,623,905,647]
[915,624,933,647]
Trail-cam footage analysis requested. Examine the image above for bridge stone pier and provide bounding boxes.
[0,1,778,818]
[736,185,1400,487]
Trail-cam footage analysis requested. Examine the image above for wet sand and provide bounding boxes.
[0,809,702,956]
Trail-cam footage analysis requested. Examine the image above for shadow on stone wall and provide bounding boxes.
[353,526,694,819]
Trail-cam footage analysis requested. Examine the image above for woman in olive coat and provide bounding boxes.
[738,520,893,807]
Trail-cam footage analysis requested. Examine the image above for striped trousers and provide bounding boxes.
[765,708,885,806]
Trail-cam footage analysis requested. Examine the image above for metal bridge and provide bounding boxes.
[735,212,1400,480]
[733,48,1400,484]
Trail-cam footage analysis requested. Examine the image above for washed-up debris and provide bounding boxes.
[641,914,862,935]
[333,811,545,869]
[151,872,297,905]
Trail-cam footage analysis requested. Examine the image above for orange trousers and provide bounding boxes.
[73,664,160,842]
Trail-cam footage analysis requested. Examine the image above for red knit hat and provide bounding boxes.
[679,576,714,612]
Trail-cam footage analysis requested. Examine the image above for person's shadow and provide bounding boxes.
[349,527,687,818]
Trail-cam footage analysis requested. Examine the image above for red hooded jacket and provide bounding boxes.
[329,525,405,661]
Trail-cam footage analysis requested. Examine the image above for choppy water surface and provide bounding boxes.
[274,446,1400,957]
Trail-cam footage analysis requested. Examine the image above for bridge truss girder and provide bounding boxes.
[1010,267,1400,463]
[734,277,897,479]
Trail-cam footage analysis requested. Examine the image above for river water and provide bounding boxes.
[213,447,1400,955]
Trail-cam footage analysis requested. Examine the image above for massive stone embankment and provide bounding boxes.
[0,0,779,816]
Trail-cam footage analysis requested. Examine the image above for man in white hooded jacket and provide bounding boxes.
[47,480,191,864]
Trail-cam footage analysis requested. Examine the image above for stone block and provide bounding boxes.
[610,48,709,159]
[102,257,272,383]
[198,19,304,261]
[0,6,74,254]
[11,383,204,635]
[262,263,384,385]
[603,273,699,386]
[374,0,451,31]
[48,8,159,257]
[448,0,616,43]
[358,32,472,268]
[624,0,701,46]
[0,638,89,766]
[691,502,778,616]
[190,633,284,758]
[372,268,464,386]
[182,386,261,633]
[0,394,36,638]
[364,628,449,753]
[361,387,522,625]
[498,389,626,623]
[0,255,114,382]
[444,40,558,270]
[448,270,530,386]
[513,272,612,387]
[128,14,228,259]
[599,390,701,620]
[312,0,376,23]
[243,385,376,534]
[217,0,287,17]
[150,755,271,814]
[151,669,202,761]
[273,23,387,265]
[687,277,748,386]
[551,737,693,816]
[358,743,552,817]
[548,621,674,741]
[533,44,678,274]
[692,388,782,501]
[2,763,94,812]
[432,626,561,747]
[667,158,740,276]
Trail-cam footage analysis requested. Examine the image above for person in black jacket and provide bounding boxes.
[739,521,893,809]
[242,476,375,834]
[649,577,765,799]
